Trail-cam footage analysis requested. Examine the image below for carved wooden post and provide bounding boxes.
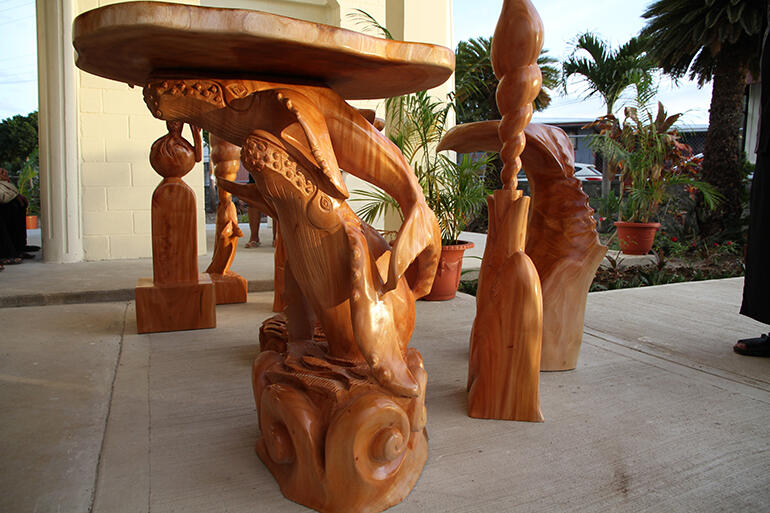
[135,121,216,333]
[467,0,544,421]
[206,134,248,304]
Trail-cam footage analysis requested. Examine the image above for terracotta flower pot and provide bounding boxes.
[421,241,474,301]
[614,221,660,255]
[25,215,39,230]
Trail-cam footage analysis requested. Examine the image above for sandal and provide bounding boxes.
[0,257,22,265]
[20,252,35,260]
[244,240,261,248]
[734,334,770,357]
[25,245,40,252]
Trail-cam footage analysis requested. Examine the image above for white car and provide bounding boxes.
[517,163,602,183]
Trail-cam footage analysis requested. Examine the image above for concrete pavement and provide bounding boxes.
[0,226,487,308]
[1,277,768,512]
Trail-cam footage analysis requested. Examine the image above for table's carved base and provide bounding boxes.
[254,321,428,513]
[208,271,248,304]
[135,274,215,333]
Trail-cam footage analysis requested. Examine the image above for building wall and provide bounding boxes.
[38,0,453,261]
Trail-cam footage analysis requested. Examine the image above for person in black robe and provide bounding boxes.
[735,11,770,356]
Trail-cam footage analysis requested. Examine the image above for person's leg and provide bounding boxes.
[244,173,260,248]
[245,206,261,248]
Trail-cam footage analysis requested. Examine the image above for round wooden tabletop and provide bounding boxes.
[73,1,455,100]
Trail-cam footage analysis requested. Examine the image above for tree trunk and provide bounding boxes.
[701,43,748,237]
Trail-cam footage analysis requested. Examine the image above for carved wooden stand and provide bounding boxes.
[74,4,453,510]
[206,134,248,304]
[255,318,428,513]
[522,125,608,371]
[465,0,545,421]
[439,121,608,372]
[135,121,216,334]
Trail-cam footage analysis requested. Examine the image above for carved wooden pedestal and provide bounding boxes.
[255,318,428,513]
[73,4,452,510]
[206,134,248,304]
[468,190,543,421]
[135,121,215,334]
[522,125,608,371]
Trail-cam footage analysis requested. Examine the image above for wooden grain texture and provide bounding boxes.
[468,190,543,421]
[465,0,544,421]
[522,124,607,371]
[272,223,287,313]
[206,134,248,304]
[492,0,543,189]
[135,275,216,334]
[73,5,451,506]
[72,1,454,100]
[253,330,428,513]
[136,121,216,333]
[439,122,608,370]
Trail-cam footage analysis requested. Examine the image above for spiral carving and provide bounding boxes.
[326,393,410,484]
[256,383,325,502]
[492,0,544,189]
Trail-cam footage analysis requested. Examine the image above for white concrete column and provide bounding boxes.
[36,0,83,262]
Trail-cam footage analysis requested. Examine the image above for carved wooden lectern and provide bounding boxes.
[73,3,452,512]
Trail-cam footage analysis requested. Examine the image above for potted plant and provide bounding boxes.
[590,101,720,255]
[354,91,489,300]
[16,148,40,229]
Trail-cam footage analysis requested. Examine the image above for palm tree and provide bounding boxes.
[454,36,559,123]
[562,32,656,117]
[640,0,765,237]
[562,33,657,199]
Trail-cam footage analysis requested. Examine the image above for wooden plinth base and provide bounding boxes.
[135,274,216,334]
[253,319,428,513]
[208,271,248,304]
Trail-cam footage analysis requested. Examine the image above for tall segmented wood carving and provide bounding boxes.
[467,0,545,421]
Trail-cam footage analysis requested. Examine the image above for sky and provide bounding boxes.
[453,0,712,127]
[0,0,711,127]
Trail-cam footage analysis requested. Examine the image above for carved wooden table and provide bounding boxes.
[74,3,453,512]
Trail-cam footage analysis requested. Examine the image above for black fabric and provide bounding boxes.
[0,198,27,258]
[741,21,770,325]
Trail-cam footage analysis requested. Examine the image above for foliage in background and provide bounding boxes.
[562,33,656,117]
[589,96,721,224]
[640,0,766,238]
[16,147,40,216]
[562,33,657,200]
[0,111,38,174]
[353,91,490,244]
[454,36,559,123]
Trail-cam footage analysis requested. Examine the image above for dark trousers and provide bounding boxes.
[741,152,770,324]
[0,198,27,258]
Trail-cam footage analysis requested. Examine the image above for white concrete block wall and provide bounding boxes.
[76,0,205,261]
[65,0,451,260]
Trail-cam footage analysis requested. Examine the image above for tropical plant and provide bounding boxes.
[454,36,559,123]
[0,111,38,174]
[640,0,766,237]
[353,91,489,244]
[562,32,658,200]
[590,100,721,224]
[16,147,40,216]
[562,33,656,117]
